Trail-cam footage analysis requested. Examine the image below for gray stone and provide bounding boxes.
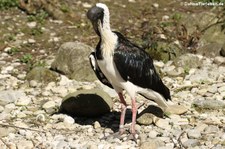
[188,65,225,83]
[15,96,31,106]
[63,115,75,125]
[29,80,38,87]
[26,67,59,83]
[17,140,34,149]
[0,127,16,137]
[137,105,164,125]
[218,86,225,93]
[0,105,3,112]
[137,113,154,125]
[192,99,225,110]
[59,89,113,117]
[0,90,27,106]
[51,42,95,81]
[166,67,184,77]
[148,130,159,139]
[207,85,218,94]
[183,139,199,148]
[155,118,171,130]
[214,56,225,65]
[165,104,188,115]
[0,110,11,120]
[94,121,101,129]
[187,129,201,139]
[42,101,57,113]
[140,138,164,149]
[4,103,16,113]
[198,43,223,58]
[173,53,202,69]
[204,125,219,134]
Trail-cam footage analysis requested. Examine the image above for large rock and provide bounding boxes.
[26,67,59,83]
[197,43,223,58]
[51,42,95,81]
[137,105,164,125]
[173,53,203,69]
[58,89,113,117]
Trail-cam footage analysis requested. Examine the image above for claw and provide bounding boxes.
[127,133,138,143]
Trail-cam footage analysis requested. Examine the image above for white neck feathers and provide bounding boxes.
[96,3,117,57]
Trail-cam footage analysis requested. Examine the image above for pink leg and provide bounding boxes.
[118,92,127,134]
[131,98,137,135]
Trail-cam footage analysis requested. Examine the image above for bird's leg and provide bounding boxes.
[131,98,137,136]
[118,92,127,134]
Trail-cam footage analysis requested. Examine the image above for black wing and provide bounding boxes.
[89,52,113,89]
[113,32,171,100]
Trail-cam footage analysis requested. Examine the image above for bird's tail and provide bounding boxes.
[138,88,169,109]
[158,81,171,101]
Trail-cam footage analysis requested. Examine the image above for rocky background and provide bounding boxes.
[0,0,225,149]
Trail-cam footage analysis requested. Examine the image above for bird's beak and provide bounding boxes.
[87,6,104,36]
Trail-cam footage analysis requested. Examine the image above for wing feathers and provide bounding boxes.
[89,52,113,89]
[113,32,171,100]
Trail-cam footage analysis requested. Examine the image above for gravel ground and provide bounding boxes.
[0,48,225,149]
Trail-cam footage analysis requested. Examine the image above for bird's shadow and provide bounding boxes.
[56,105,164,132]
[72,109,133,132]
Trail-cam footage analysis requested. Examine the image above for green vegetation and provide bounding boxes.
[5,34,16,42]
[172,13,182,21]
[27,10,49,24]
[6,47,20,55]
[20,54,33,64]
[60,3,70,13]
[0,0,18,10]
[33,60,47,67]
[183,66,190,75]
[30,26,43,36]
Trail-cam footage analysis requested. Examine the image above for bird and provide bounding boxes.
[87,3,171,139]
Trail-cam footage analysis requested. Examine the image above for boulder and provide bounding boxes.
[26,67,59,83]
[173,53,203,69]
[51,42,96,81]
[137,105,164,125]
[197,43,223,58]
[58,89,113,117]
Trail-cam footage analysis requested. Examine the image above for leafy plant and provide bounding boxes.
[20,54,33,64]
[172,13,182,21]
[31,26,43,36]
[60,3,70,13]
[5,34,16,41]
[27,10,48,24]
[33,60,47,67]
[0,0,18,10]
[7,47,20,55]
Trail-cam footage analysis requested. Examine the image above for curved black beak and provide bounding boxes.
[87,6,104,36]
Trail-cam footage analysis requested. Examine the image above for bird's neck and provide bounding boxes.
[98,21,117,57]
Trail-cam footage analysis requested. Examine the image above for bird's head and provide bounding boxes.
[87,3,110,36]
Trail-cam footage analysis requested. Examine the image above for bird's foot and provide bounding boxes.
[101,130,130,141]
[127,133,139,143]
